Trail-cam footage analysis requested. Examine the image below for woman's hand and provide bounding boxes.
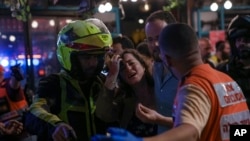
[104,53,122,90]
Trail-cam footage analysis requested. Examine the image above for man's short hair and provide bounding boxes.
[112,35,135,49]
[146,10,177,24]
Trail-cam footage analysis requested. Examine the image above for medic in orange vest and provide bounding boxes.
[0,64,28,122]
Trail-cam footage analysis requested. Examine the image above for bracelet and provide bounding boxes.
[105,80,117,90]
[105,74,119,90]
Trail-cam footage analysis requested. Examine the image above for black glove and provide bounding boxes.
[10,64,24,81]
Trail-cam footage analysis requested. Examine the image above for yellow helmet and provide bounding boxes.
[57,18,112,71]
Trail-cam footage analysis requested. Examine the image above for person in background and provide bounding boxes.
[24,18,119,141]
[136,41,152,59]
[198,37,215,67]
[217,15,250,109]
[136,41,154,75]
[135,10,179,133]
[0,64,28,141]
[209,40,231,67]
[92,23,250,141]
[104,49,157,137]
[112,35,135,55]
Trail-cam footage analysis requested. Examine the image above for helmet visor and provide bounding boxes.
[67,43,109,54]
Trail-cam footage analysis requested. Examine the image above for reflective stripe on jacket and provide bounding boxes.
[57,72,104,140]
[178,64,250,141]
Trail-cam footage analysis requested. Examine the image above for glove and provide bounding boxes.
[52,123,77,141]
[91,127,143,141]
[10,63,24,81]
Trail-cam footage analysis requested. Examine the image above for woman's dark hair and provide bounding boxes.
[117,49,154,96]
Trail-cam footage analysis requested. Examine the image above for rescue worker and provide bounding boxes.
[0,64,27,117]
[0,64,27,140]
[217,15,250,109]
[24,18,118,141]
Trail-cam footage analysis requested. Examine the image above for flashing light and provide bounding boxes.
[26,59,40,66]
[33,59,40,66]
[0,54,41,68]
[27,59,31,66]
[0,59,9,67]
[17,60,24,66]
[10,60,16,66]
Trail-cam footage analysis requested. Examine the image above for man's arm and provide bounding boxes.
[9,64,23,89]
[24,74,63,140]
[91,124,198,141]
[144,84,211,141]
[144,123,198,141]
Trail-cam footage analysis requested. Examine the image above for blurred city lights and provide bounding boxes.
[98,2,113,13]
[210,2,218,11]
[66,19,72,23]
[10,60,16,66]
[98,4,106,13]
[138,19,144,24]
[31,20,39,28]
[33,59,40,66]
[1,35,7,39]
[49,19,55,26]
[9,35,16,42]
[224,0,232,9]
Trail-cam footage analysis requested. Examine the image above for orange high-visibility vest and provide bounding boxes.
[175,64,250,141]
[0,79,27,112]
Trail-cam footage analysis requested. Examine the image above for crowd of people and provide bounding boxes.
[1,9,250,141]
[92,14,250,141]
